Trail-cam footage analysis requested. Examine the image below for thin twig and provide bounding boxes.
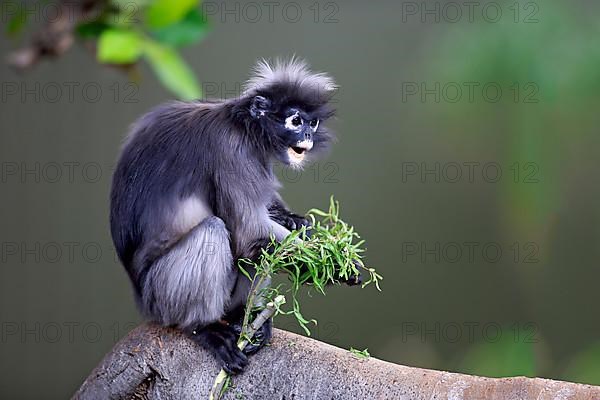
[208,295,285,400]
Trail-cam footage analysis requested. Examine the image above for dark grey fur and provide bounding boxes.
[110,59,336,373]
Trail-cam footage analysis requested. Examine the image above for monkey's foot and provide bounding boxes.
[190,323,248,374]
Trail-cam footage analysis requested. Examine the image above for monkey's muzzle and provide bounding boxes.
[288,140,313,164]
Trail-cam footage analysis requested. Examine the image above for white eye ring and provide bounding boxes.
[309,119,320,131]
[285,112,303,131]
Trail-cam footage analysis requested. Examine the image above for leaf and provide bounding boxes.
[143,39,201,100]
[97,29,143,64]
[145,0,198,29]
[76,21,110,39]
[350,347,370,359]
[152,8,209,47]
[237,263,252,281]
[6,7,27,36]
[307,208,329,217]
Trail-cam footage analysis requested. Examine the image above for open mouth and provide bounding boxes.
[291,146,306,155]
[287,140,313,164]
[287,147,306,163]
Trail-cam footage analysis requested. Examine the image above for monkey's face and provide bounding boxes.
[278,107,320,167]
[250,95,333,169]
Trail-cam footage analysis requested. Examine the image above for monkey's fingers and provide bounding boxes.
[192,324,249,374]
[242,318,273,355]
[214,329,249,374]
[220,346,249,375]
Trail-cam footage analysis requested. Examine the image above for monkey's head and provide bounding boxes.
[241,58,336,169]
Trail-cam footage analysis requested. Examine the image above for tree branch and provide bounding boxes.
[6,0,103,70]
[73,323,600,400]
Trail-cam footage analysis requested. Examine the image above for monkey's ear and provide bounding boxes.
[250,95,271,119]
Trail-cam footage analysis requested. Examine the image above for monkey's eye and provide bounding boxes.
[291,116,303,127]
[309,119,320,129]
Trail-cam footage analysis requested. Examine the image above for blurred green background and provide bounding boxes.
[1,0,599,398]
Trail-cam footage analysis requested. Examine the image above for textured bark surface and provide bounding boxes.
[74,323,600,400]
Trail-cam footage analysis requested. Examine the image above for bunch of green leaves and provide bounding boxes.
[6,0,208,99]
[94,0,208,99]
[238,197,382,336]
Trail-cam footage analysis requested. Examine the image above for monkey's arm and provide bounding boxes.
[267,196,310,232]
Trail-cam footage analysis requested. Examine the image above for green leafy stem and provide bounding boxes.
[209,197,383,399]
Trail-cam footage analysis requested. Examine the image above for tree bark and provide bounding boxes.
[74,323,600,400]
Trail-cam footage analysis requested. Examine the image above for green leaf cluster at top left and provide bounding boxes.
[81,0,208,99]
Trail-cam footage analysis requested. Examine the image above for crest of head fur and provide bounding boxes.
[243,57,337,96]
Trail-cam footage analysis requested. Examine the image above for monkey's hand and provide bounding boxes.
[269,208,311,233]
[268,197,311,234]
[280,212,311,233]
[231,318,273,355]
